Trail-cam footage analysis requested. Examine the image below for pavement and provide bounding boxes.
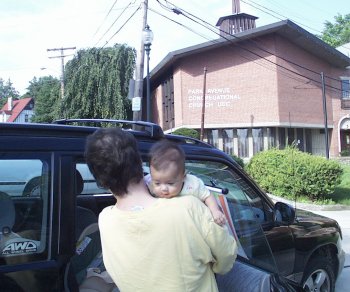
[311,210,350,292]
[268,194,350,292]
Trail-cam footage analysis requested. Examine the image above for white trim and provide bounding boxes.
[166,122,334,132]
[338,114,350,153]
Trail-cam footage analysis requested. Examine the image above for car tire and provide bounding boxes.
[22,176,41,197]
[302,257,335,292]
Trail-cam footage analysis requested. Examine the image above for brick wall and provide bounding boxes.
[152,32,350,157]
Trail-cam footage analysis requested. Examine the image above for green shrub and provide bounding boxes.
[340,149,350,157]
[231,154,245,168]
[246,147,343,201]
[172,128,199,139]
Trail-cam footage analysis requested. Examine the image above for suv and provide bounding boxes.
[0,119,345,292]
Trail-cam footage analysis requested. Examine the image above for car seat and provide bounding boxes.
[0,191,16,234]
[0,191,18,253]
[1,190,41,251]
[74,170,99,240]
[64,171,118,292]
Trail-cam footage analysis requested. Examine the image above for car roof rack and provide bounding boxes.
[53,119,164,138]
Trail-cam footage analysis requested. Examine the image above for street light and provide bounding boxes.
[143,24,153,122]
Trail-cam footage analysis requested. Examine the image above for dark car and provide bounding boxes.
[0,119,344,292]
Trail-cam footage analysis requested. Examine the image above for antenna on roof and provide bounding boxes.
[232,0,241,14]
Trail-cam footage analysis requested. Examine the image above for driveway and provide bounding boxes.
[312,210,350,292]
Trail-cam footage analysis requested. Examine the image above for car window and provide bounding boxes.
[76,163,110,195]
[0,155,50,263]
[75,162,150,196]
[185,160,278,273]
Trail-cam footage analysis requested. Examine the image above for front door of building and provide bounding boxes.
[341,130,350,153]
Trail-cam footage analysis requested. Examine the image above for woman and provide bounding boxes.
[85,128,237,292]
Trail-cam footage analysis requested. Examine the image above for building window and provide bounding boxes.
[296,128,304,151]
[162,76,174,131]
[207,129,219,148]
[252,128,263,154]
[25,114,29,122]
[223,129,235,155]
[341,79,350,99]
[278,128,286,149]
[287,128,295,146]
[305,129,312,153]
[237,129,248,158]
[267,128,276,149]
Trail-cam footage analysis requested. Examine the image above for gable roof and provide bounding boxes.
[150,19,350,84]
[337,42,350,58]
[0,98,33,122]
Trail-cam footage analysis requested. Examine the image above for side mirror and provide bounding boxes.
[274,202,295,225]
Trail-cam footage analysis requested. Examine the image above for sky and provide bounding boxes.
[0,0,349,95]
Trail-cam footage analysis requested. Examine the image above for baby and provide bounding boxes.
[145,139,226,226]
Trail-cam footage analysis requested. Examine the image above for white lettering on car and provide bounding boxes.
[2,240,38,255]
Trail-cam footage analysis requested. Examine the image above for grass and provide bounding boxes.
[323,164,350,205]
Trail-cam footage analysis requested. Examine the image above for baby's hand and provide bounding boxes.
[212,209,226,226]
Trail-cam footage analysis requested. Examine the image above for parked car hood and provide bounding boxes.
[292,209,342,241]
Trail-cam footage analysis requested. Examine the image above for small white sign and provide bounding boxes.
[132,97,141,111]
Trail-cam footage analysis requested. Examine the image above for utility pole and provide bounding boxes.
[47,47,76,98]
[321,72,330,159]
[200,67,207,141]
[132,0,148,121]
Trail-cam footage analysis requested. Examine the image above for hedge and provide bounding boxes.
[172,128,200,139]
[246,147,343,200]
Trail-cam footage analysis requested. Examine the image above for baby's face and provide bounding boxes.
[150,162,185,198]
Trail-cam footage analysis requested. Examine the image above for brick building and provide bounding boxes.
[145,15,350,159]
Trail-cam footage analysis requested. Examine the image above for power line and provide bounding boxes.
[242,0,317,34]
[94,1,137,47]
[102,5,141,48]
[93,0,120,38]
[241,0,350,51]
[154,2,321,86]
[148,6,309,85]
[150,6,319,90]
[65,5,140,72]
[148,7,215,42]
[156,0,346,93]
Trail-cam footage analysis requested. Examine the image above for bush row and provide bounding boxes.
[246,147,343,200]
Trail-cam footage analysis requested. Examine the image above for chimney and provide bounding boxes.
[7,97,13,111]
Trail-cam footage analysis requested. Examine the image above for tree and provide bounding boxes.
[0,78,20,108]
[28,76,60,123]
[319,13,350,47]
[61,44,136,120]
